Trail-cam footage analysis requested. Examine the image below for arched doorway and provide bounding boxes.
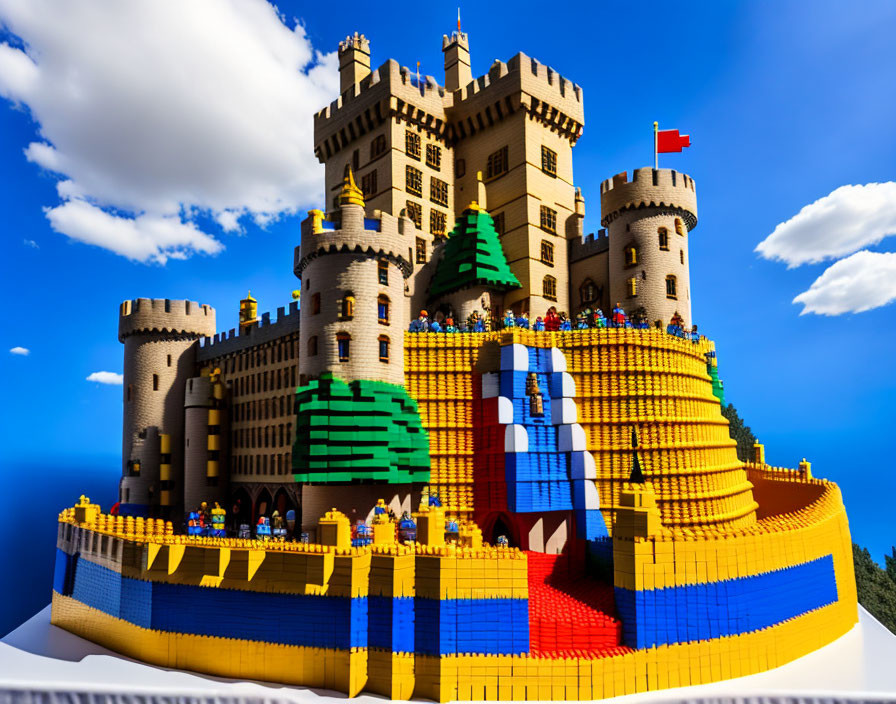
[254,489,273,524]
[482,511,521,548]
[230,487,252,533]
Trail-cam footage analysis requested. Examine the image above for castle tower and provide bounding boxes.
[238,291,258,330]
[442,31,471,92]
[338,32,371,95]
[600,168,698,326]
[118,298,216,516]
[295,169,413,387]
[183,369,227,514]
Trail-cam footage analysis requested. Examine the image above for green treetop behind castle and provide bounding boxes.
[428,206,521,299]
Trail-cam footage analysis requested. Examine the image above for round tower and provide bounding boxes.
[295,169,413,386]
[118,298,216,516]
[600,168,698,327]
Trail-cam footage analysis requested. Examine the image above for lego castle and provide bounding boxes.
[50,29,859,702]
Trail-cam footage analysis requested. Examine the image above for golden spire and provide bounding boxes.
[239,290,258,329]
[339,166,365,207]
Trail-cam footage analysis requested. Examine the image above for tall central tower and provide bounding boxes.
[313,30,585,319]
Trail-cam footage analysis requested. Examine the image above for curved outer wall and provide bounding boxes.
[119,299,216,512]
[601,169,698,327]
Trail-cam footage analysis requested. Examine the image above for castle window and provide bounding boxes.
[541,146,557,177]
[580,279,598,304]
[492,212,505,235]
[378,260,389,286]
[430,177,448,206]
[426,143,442,170]
[311,292,321,315]
[378,335,390,362]
[486,146,508,179]
[307,335,318,357]
[675,218,684,236]
[430,209,447,237]
[341,292,354,319]
[665,275,678,299]
[543,275,557,301]
[455,158,466,178]
[352,149,359,171]
[415,237,427,264]
[127,384,132,402]
[625,245,638,266]
[370,134,387,159]
[628,277,638,297]
[152,374,159,391]
[406,165,423,196]
[658,227,669,250]
[337,333,351,362]
[541,240,554,266]
[361,170,377,197]
[540,206,557,234]
[405,130,421,160]
[167,354,172,367]
[406,200,422,227]
[680,249,684,264]
[377,295,390,324]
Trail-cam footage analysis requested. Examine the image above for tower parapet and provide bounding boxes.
[600,169,698,328]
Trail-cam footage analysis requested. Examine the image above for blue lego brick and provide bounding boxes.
[368,596,414,653]
[119,577,152,628]
[615,553,839,649]
[415,598,529,656]
[575,508,609,541]
[52,548,76,596]
[71,556,121,617]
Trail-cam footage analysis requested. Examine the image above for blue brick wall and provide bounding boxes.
[615,554,839,648]
[415,598,529,655]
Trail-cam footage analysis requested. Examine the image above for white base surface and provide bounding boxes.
[1,605,895,703]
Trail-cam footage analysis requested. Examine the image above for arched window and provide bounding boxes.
[579,279,597,304]
[628,277,638,297]
[675,218,685,236]
[665,275,677,299]
[624,245,638,266]
[543,275,557,301]
[307,335,318,357]
[658,227,669,251]
[377,294,390,324]
[540,240,554,266]
[378,335,390,362]
[341,292,354,319]
[337,332,351,362]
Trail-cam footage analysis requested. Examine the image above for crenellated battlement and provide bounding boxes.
[295,205,415,279]
[569,229,610,263]
[600,168,698,229]
[118,298,216,342]
[197,300,300,362]
[338,32,369,55]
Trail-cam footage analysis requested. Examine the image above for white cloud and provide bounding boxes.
[23,238,38,248]
[793,250,896,315]
[9,346,29,355]
[756,182,896,267]
[86,371,124,385]
[0,0,338,263]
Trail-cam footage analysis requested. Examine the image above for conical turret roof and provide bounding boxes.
[428,204,521,298]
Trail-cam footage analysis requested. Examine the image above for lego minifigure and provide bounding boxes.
[409,309,430,332]
[533,316,545,331]
[593,309,607,328]
[398,511,417,542]
[527,372,544,416]
[612,302,626,328]
[503,309,515,329]
[445,316,458,333]
[256,516,271,539]
[544,306,560,331]
[515,312,530,329]
[576,312,589,329]
[559,312,572,331]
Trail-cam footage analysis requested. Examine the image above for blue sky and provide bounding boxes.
[1,0,895,562]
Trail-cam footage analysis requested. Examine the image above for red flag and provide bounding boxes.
[657,129,691,153]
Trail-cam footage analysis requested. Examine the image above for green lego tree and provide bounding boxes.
[853,543,896,635]
[428,206,521,298]
[721,403,757,462]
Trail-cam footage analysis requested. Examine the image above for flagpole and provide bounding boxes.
[653,121,658,169]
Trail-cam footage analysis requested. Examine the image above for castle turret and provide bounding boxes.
[183,368,227,514]
[238,291,258,330]
[295,168,413,387]
[118,298,216,517]
[600,168,698,326]
[338,32,371,95]
[442,30,472,92]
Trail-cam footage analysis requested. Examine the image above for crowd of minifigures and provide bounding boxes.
[181,495,479,547]
[408,306,700,341]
